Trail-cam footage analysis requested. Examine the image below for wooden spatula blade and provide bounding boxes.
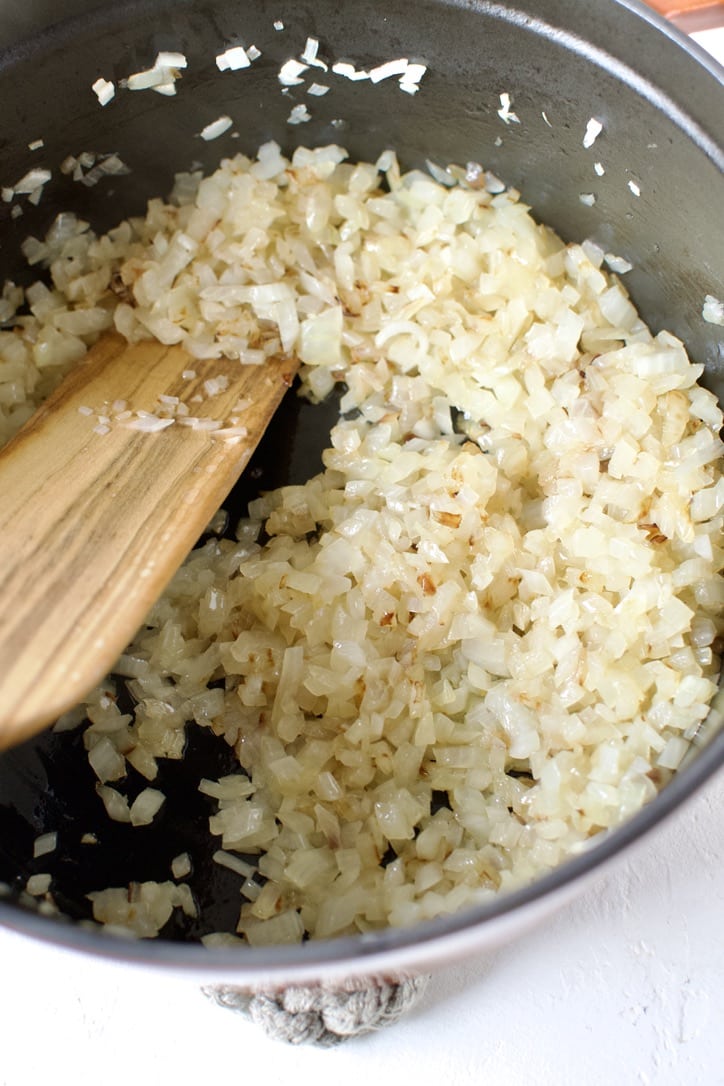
[0,333,299,749]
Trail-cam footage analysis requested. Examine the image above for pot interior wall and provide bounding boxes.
[0,0,722,949]
[0,0,722,372]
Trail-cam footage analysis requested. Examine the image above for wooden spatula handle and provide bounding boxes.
[0,334,298,749]
[647,0,724,25]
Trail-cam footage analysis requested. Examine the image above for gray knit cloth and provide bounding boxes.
[203,974,429,1046]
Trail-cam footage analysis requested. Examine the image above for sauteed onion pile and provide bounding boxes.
[5,143,721,943]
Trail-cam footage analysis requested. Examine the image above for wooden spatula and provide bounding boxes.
[0,332,299,750]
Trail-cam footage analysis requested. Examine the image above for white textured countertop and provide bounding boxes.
[1,23,723,1086]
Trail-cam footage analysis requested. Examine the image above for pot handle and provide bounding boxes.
[647,0,724,28]
[202,974,429,1045]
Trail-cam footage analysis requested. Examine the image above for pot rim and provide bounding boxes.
[627,0,724,75]
[0,0,722,978]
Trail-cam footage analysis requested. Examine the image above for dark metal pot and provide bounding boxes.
[0,0,722,997]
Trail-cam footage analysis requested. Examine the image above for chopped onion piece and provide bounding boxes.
[702,294,724,326]
[216,46,251,71]
[156,51,187,69]
[332,61,369,81]
[204,375,230,396]
[583,117,603,148]
[27,874,51,896]
[92,77,115,105]
[121,415,175,432]
[171,852,192,879]
[14,168,51,194]
[202,932,244,946]
[199,115,234,141]
[497,92,520,124]
[403,62,427,84]
[127,69,166,91]
[485,170,506,193]
[426,160,455,187]
[369,58,409,83]
[129,788,166,826]
[213,850,255,877]
[96,785,131,823]
[279,59,308,85]
[33,832,57,859]
[126,53,186,95]
[287,104,312,125]
[88,737,126,782]
[301,36,328,70]
[604,253,633,275]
